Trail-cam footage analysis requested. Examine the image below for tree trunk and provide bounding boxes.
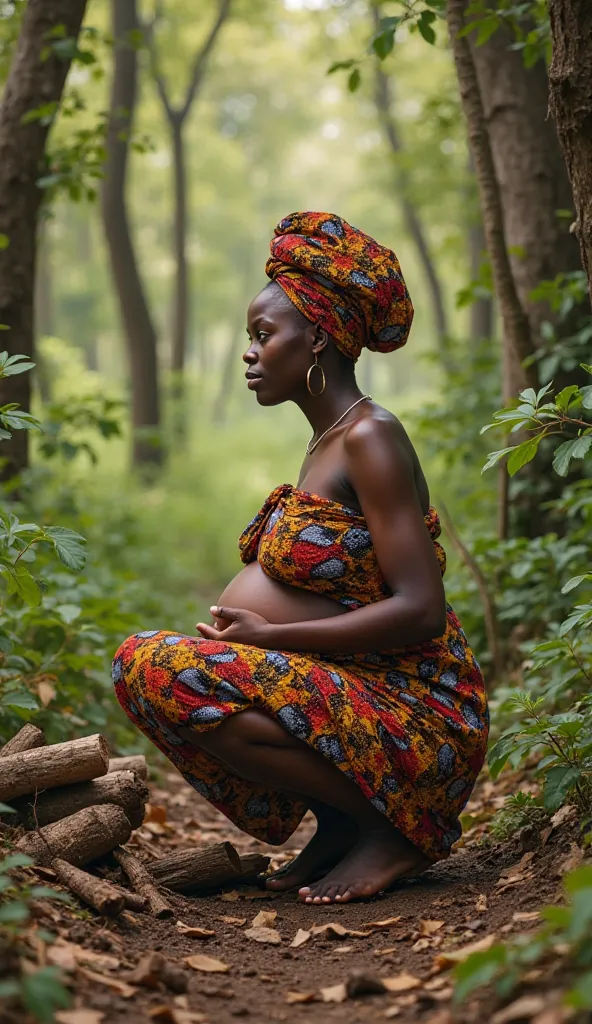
[468,17,585,356]
[468,218,494,342]
[171,118,188,378]
[446,0,537,395]
[101,0,162,468]
[0,0,88,479]
[212,327,243,425]
[372,16,451,369]
[548,0,592,301]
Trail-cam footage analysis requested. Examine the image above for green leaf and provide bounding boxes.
[43,526,86,571]
[327,59,356,75]
[1,689,39,710]
[555,384,580,411]
[348,68,361,92]
[56,603,81,624]
[553,435,592,476]
[567,969,592,1010]
[29,886,72,902]
[21,967,71,1023]
[0,980,20,998]
[417,10,436,44]
[507,434,542,476]
[0,900,30,923]
[482,446,516,473]
[1,563,42,606]
[542,764,581,811]
[562,573,591,594]
[0,853,34,871]
[0,234,9,250]
[453,946,507,1002]
[581,385,592,409]
[0,802,16,814]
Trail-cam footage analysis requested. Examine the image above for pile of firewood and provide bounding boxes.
[0,724,269,918]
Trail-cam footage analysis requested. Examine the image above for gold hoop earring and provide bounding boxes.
[306,354,326,396]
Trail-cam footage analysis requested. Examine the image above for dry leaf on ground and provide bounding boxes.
[126,952,188,993]
[512,911,540,924]
[47,942,120,974]
[550,804,576,828]
[491,995,547,1024]
[245,926,282,945]
[383,971,422,993]
[219,915,246,925]
[55,1013,105,1024]
[436,933,497,968]
[311,922,372,939]
[475,894,488,913]
[251,909,277,928]
[286,991,317,1004]
[557,842,584,876]
[145,804,167,825]
[220,891,240,901]
[420,920,444,936]
[185,954,230,973]
[320,982,348,1003]
[361,917,401,930]
[384,1008,401,1019]
[290,928,311,948]
[176,921,215,938]
[76,966,137,999]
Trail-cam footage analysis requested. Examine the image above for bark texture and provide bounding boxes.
[101,0,162,467]
[0,0,88,478]
[447,0,537,395]
[16,804,132,867]
[108,754,148,780]
[15,769,148,830]
[0,724,45,757]
[113,846,173,918]
[149,841,241,893]
[549,0,592,300]
[0,733,108,802]
[52,858,125,916]
[469,16,584,364]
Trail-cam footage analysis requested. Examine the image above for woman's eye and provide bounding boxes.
[257,330,269,342]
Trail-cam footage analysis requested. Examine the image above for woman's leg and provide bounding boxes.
[179,709,429,903]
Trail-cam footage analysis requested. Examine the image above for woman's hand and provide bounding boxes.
[196,606,273,648]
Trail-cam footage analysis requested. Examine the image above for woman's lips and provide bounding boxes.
[246,375,263,390]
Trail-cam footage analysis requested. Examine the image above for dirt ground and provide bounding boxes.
[6,766,587,1024]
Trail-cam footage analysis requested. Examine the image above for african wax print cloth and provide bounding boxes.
[265,212,414,361]
[113,485,488,861]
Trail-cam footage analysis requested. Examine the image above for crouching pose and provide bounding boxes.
[113,212,488,904]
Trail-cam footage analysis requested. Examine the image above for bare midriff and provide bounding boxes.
[217,561,348,625]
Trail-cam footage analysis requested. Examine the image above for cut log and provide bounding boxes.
[149,842,241,893]
[16,804,132,867]
[108,754,148,781]
[14,770,148,830]
[0,733,109,801]
[239,853,271,882]
[51,858,124,917]
[103,880,148,913]
[0,724,46,757]
[113,846,173,919]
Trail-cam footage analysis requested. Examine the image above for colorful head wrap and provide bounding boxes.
[265,212,414,361]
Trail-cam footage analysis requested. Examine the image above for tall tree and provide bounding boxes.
[467,16,584,372]
[0,0,88,479]
[145,0,232,402]
[101,0,162,467]
[548,0,592,301]
[372,8,451,370]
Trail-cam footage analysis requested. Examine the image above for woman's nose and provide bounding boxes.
[243,347,257,364]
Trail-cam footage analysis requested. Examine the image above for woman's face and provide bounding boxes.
[244,284,314,406]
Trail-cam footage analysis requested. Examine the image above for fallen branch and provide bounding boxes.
[239,853,271,883]
[113,846,173,919]
[16,804,132,867]
[51,857,125,917]
[149,841,241,893]
[108,754,148,780]
[0,724,46,757]
[14,770,148,830]
[0,733,109,801]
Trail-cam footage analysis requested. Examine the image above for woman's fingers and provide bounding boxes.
[210,605,240,622]
[196,622,220,639]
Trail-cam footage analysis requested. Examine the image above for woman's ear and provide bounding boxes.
[311,323,329,355]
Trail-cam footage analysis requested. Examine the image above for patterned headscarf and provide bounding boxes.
[265,212,414,361]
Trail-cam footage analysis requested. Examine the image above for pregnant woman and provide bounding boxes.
[113,212,488,904]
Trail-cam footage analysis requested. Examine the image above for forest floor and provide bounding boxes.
[11,766,587,1024]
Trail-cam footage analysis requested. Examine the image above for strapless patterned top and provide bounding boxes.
[113,483,489,861]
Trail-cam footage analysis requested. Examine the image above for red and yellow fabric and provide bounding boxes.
[265,212,414,361]
[113,486,488,862]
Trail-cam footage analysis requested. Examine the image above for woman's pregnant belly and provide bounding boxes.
[217,561,348,625]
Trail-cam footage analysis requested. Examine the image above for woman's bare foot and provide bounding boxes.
[298,825,430,904]
[265,807,358,892]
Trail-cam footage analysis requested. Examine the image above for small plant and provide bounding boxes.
[489,791,550,842]
[453,866,592,1010]
[0,851,72,1022]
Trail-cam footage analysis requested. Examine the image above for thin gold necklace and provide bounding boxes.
[306,395,372,455]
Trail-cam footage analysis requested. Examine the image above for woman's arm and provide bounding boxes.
[200,417,447,654]
[265,417,446,653]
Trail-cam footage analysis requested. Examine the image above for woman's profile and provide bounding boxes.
[113,212,488,905]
